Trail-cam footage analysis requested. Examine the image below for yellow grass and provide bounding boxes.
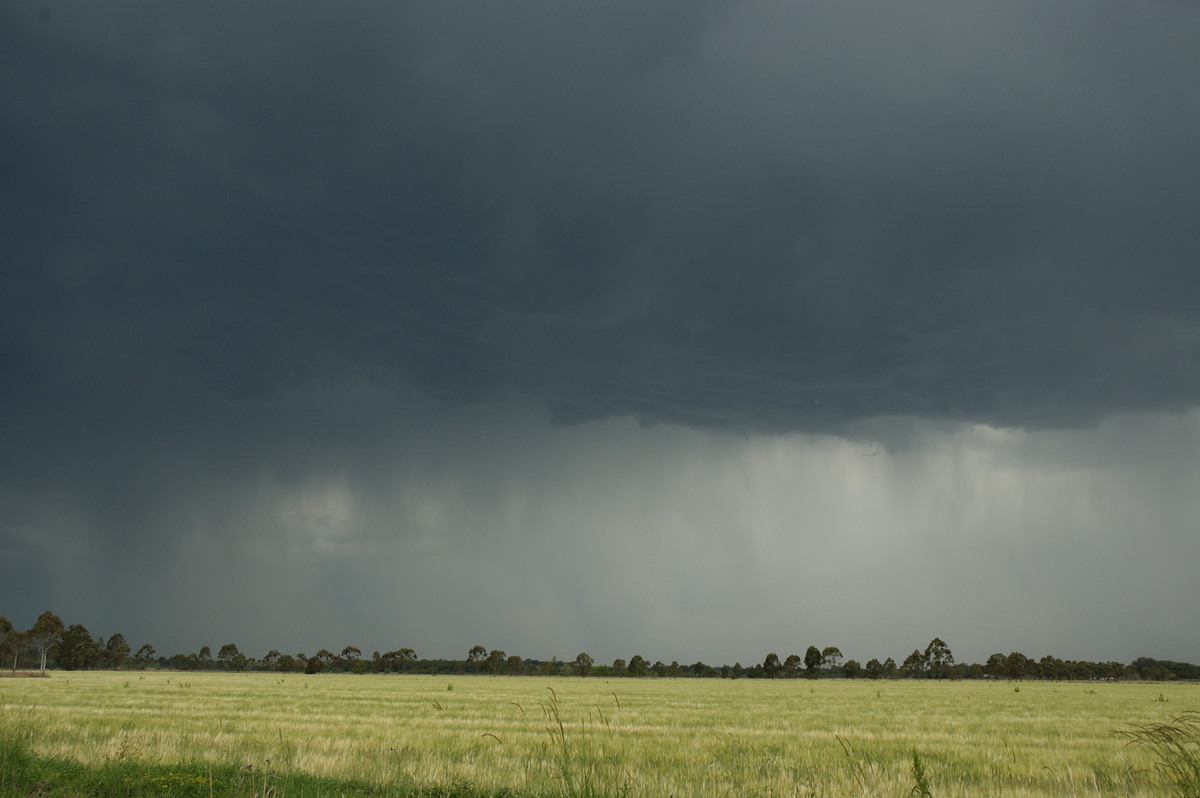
[0,671,1193,796]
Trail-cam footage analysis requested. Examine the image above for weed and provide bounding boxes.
[1119,712,1200,797]
[910,751,933,797]
[538,687,627,798]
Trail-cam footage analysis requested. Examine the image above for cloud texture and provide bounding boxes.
[2,0,1199,663]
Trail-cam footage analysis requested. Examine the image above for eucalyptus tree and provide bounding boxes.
[923,638,954,679]
[821,646,844,674]
[572,652,594,676]
[29,611,64,674]
[804,646,822,678]
[901,649,927,678]
[105,633,131,669]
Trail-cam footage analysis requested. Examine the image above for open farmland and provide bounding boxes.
[0,671,1194,797]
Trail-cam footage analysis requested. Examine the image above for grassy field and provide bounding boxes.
[0,671,1195,796]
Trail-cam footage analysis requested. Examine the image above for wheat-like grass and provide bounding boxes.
[0,671,1189,796]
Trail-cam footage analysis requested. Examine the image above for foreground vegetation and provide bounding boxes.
[1,672,1197,797]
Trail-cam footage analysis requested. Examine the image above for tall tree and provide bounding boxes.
[7,630,28,671]
[821,646,844,674]
[923,638,954,680]
[340,646,362,672]
[628,655,648,677]
[0,616,16,671]
[485,649,507,674]
[105,633,131,670]
[1004,651,1034,680]
[804,646,823,678]
[58,624,100,670]
[134,644,156,668]
[217,643,241,670]
[900,649,927,678]
[762,652,782,678]
[572,652,594,677]
[29,611,65,675]
[467,645,487,663]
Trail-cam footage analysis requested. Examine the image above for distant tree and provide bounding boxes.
[485,649,507,674]
[29,611,65,675]
[1004,651,1034,680]
[1040,655,1067,681]
[341,646,362,667]
[821,646,843,674]
[9,630,29,671]
[882,657,897,678]
[652,660,668,677]
[467,645,487,663]
[198,646,213,670]
[762,652,782,678]
[217,643,241,670]
[135,643,156,664]
[381,648,417,673]
[844,659,862,679]
[0,617,14,670]
[923,638,953,680]
[611,658,626,674]
[1132,657,1200,682]
[378,649,411,672]
[628,655,648,677]
[262,650,281,671]
[984,653,1006,679]
[783,654,802,677]
[804,646,823,678]
[56,624,98,670]
[900,649,927,679]
[102,633,131,670]
[572,652,594,677]
[306,649,335,674]
[506,654,525,675]
[865,658,883,680]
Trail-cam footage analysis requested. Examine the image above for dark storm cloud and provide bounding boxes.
[4,0,1200,437]
[4,1,1200,664]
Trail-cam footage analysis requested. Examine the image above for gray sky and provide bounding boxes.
[3,0,1199,666]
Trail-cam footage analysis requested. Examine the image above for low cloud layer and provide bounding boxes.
[3,1,1199,664]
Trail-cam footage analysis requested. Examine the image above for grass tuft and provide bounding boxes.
[1119,712,1200,798]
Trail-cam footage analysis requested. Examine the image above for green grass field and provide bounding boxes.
[1,671,1195,796]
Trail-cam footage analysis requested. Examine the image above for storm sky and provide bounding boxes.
[3,0,1199,667]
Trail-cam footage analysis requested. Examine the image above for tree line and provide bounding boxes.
[3,612,1197,682]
